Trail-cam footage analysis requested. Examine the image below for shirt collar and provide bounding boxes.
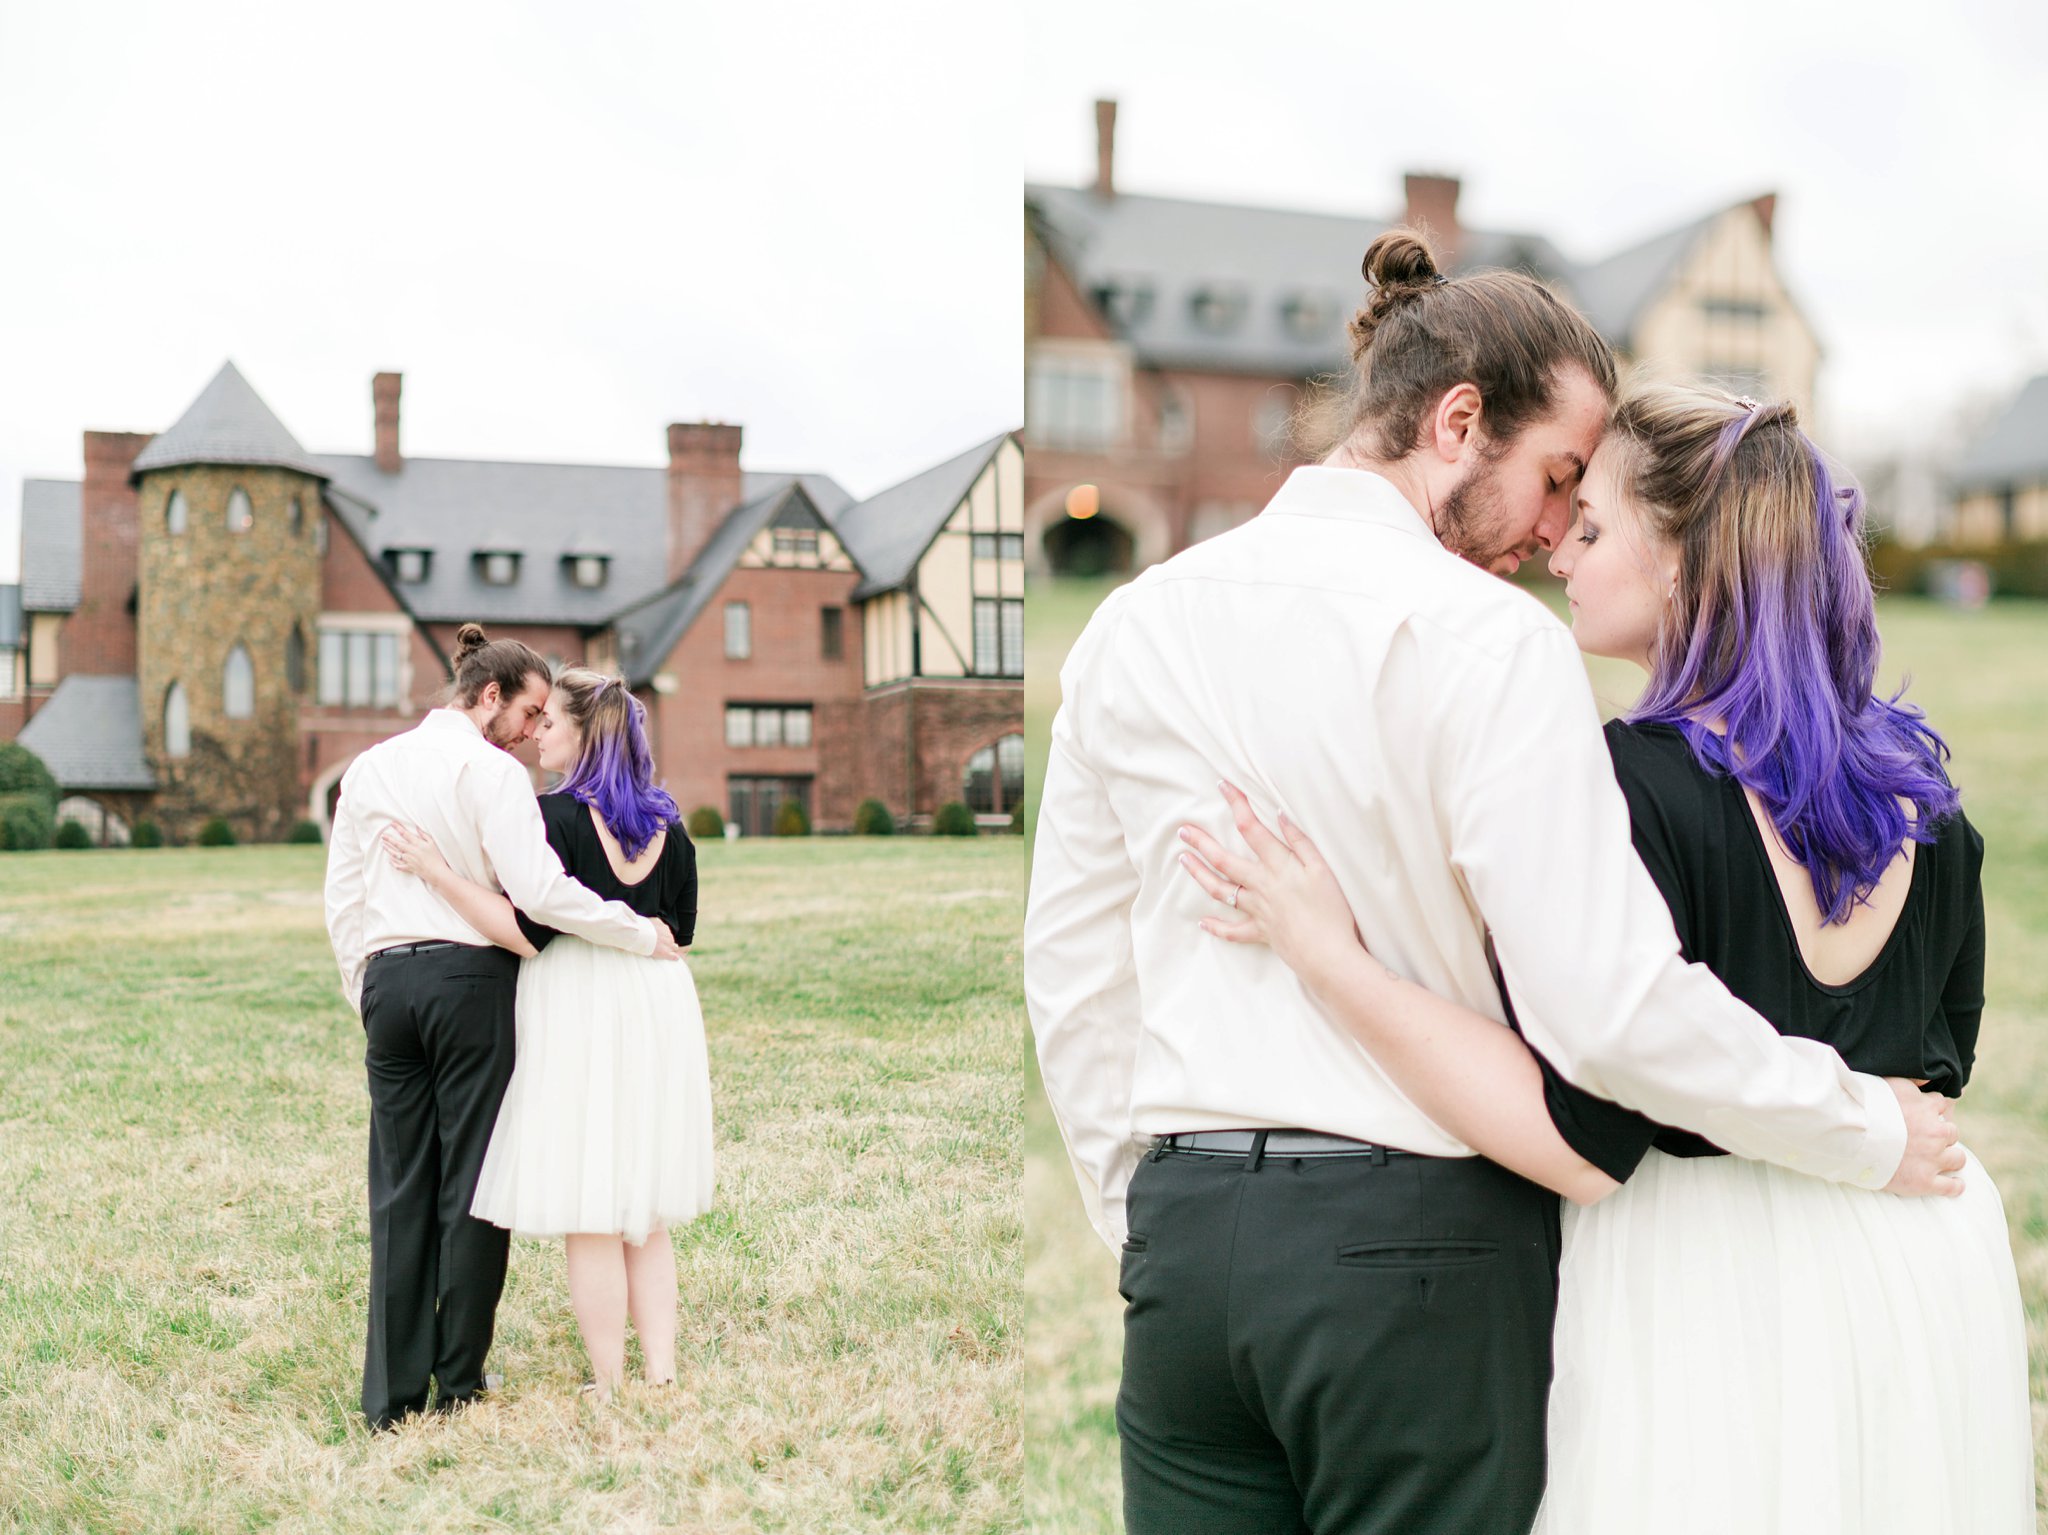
[423,707,486,741]
[1261,466,1443,547]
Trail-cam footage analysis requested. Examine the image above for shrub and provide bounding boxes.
[0,742,57,803]
[1867,537,2048,600]
[197,817,237,847]
[686,805,725,839]
[130,819,164,849]
[55,819,93,850]
[772,798,811,838]
[1008,804,1026,836]
[287,819,324,845]
[0,792,55,851]
[853,798,896,836]
[932,801,979,837]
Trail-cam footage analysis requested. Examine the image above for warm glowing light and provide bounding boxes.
[1065,483,1100,520]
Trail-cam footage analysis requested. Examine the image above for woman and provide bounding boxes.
[1176,384,2032,1533]
[382,667,713,1402]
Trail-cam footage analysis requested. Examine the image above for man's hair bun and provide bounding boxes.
[1349,228,1444,360]
[453,622,489,659]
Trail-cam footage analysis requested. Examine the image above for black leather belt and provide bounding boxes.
[369,940,469,960]
[1154,1130,1418,1159]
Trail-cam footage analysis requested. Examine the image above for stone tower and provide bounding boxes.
[132,362,328,843]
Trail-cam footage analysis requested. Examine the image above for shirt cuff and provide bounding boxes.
[1843,1071,1909,1190]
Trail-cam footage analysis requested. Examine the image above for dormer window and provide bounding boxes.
[569,555,609,590]
[1189,284,1248,333]
[226,486,253,533]
[387,549,432,584]
[477,551,520,586]
[1092,277,1156,328]
[1279,290,1338,341]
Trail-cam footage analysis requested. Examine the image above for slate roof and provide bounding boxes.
[611,483,837,687]
[1029,185,1777,371]
[315,454,853,628]
[0,585,20,650]
[1953,374,2048,493]
[1571,209,1721,349]
[130,361,330,480]
[15,675,155,790]
[1027,184,1575,375]
[838,432,1012,600]
[20,478,82,612]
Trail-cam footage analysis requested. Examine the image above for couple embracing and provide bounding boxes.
[324,625,714,1427]
[1025,231,2032,1532]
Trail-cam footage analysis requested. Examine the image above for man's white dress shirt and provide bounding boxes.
[324,708,657,1011]
[1025,467,1907,1248]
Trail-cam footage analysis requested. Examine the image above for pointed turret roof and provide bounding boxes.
[130,360,328,481]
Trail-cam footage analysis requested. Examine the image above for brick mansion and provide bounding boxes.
[0,363,1023,842]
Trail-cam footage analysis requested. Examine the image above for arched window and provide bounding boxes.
[289,496,304,535]
[285,623,307,696]
[164,682,191,759]
[223,644,255,718]
[226,486,253,533]
[166,489,189,535]
[963,733,1025,818]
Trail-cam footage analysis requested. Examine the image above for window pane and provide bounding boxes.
[1001,600,1023,677]
[1001,534,1024,561]
[346,632,372,707]
[726,707,752,748]
[821,606,843,660]
[973,599,999,676]
[725,602,751,660]
[165,683,190,759]
[972,533,997,560]
[318,632,344,705]
[373,634,399,707]
[286,626,306,695]
[167,490,188,535]
[227,487,252,533]
[756,708,783,747]
[223,646,254,718]
[963,745,995,815]
[998,734,1024,813]
[785,708,812,748]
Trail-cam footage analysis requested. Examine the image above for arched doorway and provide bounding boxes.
[1042,512,1135,578]
[1024,482,1173,577]
[309,755,356,834]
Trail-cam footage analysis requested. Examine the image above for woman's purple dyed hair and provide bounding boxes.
[1614,385,1958,924]
[551,669,680,860]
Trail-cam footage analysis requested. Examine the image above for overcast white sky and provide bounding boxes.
[0,0,1020,581]
[1025,0,2048,462]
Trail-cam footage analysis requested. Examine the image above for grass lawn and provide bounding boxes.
[0,837,1022,1534]
[1023,577,2048,1532]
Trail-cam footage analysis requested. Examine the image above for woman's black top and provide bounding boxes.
[1530,720,1985,1184]
[513,793,697,951]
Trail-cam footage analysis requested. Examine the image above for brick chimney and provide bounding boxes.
[1750,193,1777,238]
[1402,173,1463,271]
[666,422,744,582]
[73,430,154,675]
[373,371,402,473]
[1094,99,1117,199]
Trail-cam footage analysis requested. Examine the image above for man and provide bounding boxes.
[1023,233,1961,1534]
[324,626,683,1430]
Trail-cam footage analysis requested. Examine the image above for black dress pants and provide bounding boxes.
[1117,1143,1562,1535]
[358,944,519,1429]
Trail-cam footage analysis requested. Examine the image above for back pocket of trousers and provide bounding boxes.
[1335,1240,1499,1269]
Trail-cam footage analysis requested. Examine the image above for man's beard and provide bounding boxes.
[1435,451,1521,572]
[481,703,526,752]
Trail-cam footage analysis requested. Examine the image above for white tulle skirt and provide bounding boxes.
[1535,1145,2033,1535]
[470,935,714,1244]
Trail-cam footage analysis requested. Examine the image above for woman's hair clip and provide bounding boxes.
[1734,395,1761,412]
